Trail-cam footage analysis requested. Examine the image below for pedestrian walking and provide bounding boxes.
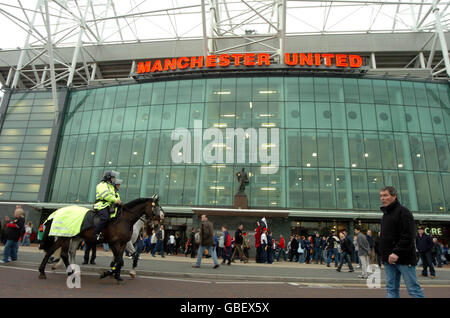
[255,221,262,263]
[380,186,424,298]
[243,232,250,259]
[313,232,323,264]
[192,215,219,269]
[21,222,33,246]
[326,230,340,268]
[289,235,299,262]
[267,230,274,264]
[416,226,436,279]
[374,231,382,268]
[168,233,176,255]
[261,228,268,263]
[1,216,10,245]
[276,234,287,262]
[222,226,232,265]
[1,206,25,263]
[151,224,165,258]
[231,224,248,263]
[432,238,443,268]
[355,226,370,278]
[336,231,354,273]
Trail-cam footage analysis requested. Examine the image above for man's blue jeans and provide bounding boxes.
[152,239,164,257]
[3,240,18,262]
[384,263,424,298]
[314,248,323,263]
[261,244,267,263]
[195,245,219,267]
[327,248,339,266]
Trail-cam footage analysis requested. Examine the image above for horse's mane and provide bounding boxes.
[122,197,154,211]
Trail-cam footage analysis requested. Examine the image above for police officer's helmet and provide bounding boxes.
[151,193,160,202]
[113,178,123,187]
[103,170,119,182]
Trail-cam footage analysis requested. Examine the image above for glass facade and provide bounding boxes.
[40,76,450,212]
[0,91,55,201]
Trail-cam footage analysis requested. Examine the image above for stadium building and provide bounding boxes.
[0,0,449,246]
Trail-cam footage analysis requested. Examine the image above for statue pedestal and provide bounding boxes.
[233,193,248,209]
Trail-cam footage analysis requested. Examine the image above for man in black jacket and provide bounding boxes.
[336,231,354,272]
[1,206,25,263]
[416,226,436,278]
[231,224,248,263]
[379,186,424,298]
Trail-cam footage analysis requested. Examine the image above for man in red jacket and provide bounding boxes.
[276,234,287,261]
[255,221,262,263]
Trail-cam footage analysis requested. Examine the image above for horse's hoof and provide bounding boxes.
[129,270,136,279]
[51,265,56,270]
[39,274,46,280]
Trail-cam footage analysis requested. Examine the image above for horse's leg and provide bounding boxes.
[69,237,81,264]
[59,238,71,274]
[38,238,64,279]
[111,243,126,282]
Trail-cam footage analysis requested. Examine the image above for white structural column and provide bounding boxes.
[43,0,58,118]
[278,0,287,63]
[201,0,209,58]
[67,0,91,87]
[12,0,42,89]
[432,0,450,76]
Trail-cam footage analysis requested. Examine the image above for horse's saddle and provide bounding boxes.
[80,210,101,233]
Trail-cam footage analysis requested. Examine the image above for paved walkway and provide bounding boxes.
[2,244,450,287]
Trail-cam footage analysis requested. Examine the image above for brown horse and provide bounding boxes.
[38,196,164,282]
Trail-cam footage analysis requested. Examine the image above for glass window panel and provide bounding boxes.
[438,84,449,107]
[390,106,407,132]
[27,121,53,128]
[375,104,392,131]
[317,131,334,167]
[219,101,235,128]
[164,81,179,104]
[425,83,440,108]
[335,169,351,209]
[198,165,217,205]
[268,77,283,102]
[126,85,140,106]
[130,132,146,166]
[70,112,82,134]
[394,133,411,170]
[398,171,416,210]
[215,166,233,206]
[428,173,445,211]
[88,110,101,134]
[303,168,319,208]
[104,133,121,166]
[111,107,125,131]
[93,133,108,166]
[417,107,433,133]
[77,168,92,202]
[151,82,166,105]
[346,103,362,130]
[414,172,431,211]
[142,166,157,197]
[269,169,284,208]
[64,135,78,167]
[49,169,62,201]
[368,170,384,209]
[352,170,369,209]
[175,103,191,128]
[73,135,87,167]
[126,167,142,201]
[409,134,426,171]
[192,79,206,102]
[1,128,26,136]
[360,103,377,131]
[301,129,318,168]
[333,131,349,168]
[138,83,153,106]
[288,168,303,208]
[284,77,299,101]
[94,87,105,110]
[20,151,47,160]
[6,106,31,114]
[0,144,21,152]
[300,102,316,128]
[157,131,173,165]
[12,183,40,193]
[429,108,446,134]
[26,128,51,136]
[252,77,268,102]
[373,80,389,104]
[442,174,450,212]
[204,102,221,127]
[387,80,403,105]
[183,166,200,205]
[10,192,38,201]
[329,78,344,102]
[299,77,314,102]
[144,131,160,166]
[148,105,162,130]
[379,133,396,169]
[316,103,331,129]
[2,121,28,128]
[17,167,43,176]
[18,158,44,167]
[205,78,221,103]
[0,136,25,143]
[285,102,300,128]
[442,107,450,135]
[319,169,336,209]
[404,106,421,133]
[83,135,97,167]
[78,111,92,134]
[117,132,134,166]
[343,78,360,103]
[348,132,366,169]
[268,101,283,128]
[4,113,30,121]
[177,80,192,103]
[422,135,439,171]
[401,81,416,106]
[83,91,95,111]
[236,78,251,102]
[314,77,329,102]
[189,103,205,129]
[221,78,237,102]
[286,130,301,166]
[9,99,34,107]
[99,109,113,132]
[363,132,382,169]
[135,106,150,131]
[114,86,128,108]
[413,82,428,107]
[29,113,55,121]
[330,103,346,129]
[123,107,137,131]
[435,135,450,172]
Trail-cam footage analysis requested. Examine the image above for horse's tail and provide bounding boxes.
[38,219,55,252]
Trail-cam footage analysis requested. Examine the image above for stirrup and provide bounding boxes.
[96,233,104,242]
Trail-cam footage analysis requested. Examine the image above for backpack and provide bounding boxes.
[225,232,231,247]
[194,232,201,244]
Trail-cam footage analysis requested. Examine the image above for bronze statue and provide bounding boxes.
[236,168,249,194]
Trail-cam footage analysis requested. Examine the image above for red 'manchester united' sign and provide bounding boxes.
[136,53,364,74]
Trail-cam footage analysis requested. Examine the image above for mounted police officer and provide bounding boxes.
[112,178,122,218]
[93,170,121,241]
